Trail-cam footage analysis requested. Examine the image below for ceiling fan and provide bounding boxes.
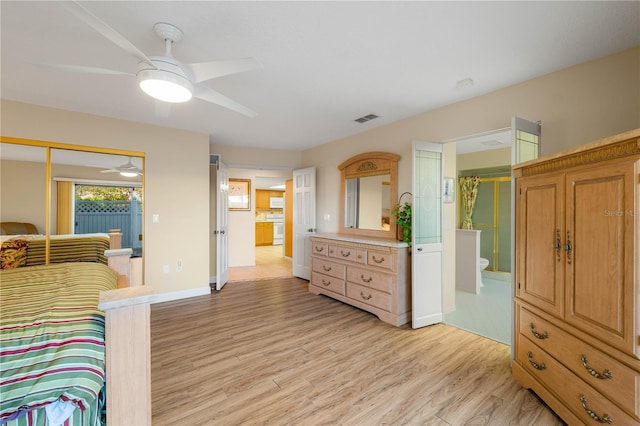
[39,1,261,117]
[101,157,143,177]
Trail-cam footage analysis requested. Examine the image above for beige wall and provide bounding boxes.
[301,47,640,312]
[457,147,512,171]
[0,159,47,233]
[1,100,210,295]
[1,47,637,305]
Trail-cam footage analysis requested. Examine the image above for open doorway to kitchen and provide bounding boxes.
[227,172,293,282]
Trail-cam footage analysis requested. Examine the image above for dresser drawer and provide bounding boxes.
[310,272,345,296]
[346,282,391,311]
[311,241,328,257]
[367,250,394,270]
[311,257,345,280]
[347,266,393,294]
[518,305,639,417]
[328,244,366,264]
[517,337,638,425]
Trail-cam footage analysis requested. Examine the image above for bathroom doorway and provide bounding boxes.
[459,170,512,275]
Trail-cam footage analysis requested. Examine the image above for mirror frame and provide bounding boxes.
[0,136,145,263]
[338,151,400,239]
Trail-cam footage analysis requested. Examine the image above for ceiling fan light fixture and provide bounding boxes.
[138,68,193,103]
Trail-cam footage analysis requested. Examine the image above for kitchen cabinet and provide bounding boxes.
[255,222,273,246]
[512,128,640,425]
[256,190,284,210]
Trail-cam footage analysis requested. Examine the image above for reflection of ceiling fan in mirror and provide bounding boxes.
[101,157,143,177]
[38,1,262,117]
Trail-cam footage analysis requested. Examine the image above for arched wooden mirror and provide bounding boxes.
[339,151,399,239]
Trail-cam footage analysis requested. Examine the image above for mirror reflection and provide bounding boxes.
[0,143,47,235]
[344,175,391,230]
[1,141,144,273]
[50,149,143,256]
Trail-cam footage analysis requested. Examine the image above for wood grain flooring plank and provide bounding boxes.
[151,277,565,425]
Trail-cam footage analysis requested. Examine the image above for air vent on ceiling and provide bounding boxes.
[354,114,379,123]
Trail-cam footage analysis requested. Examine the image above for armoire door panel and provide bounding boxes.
[516,173,565,318]
[565,161,637,354]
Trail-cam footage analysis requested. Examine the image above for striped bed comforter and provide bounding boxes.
[25,234,111,266]
[0,262,117,426]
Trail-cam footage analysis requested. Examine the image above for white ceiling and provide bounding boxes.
[2,1,639,152]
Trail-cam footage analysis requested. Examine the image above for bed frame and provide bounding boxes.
[102,230,153,425]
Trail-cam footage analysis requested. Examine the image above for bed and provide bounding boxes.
[0,262,118,425]
[0,233,111,270]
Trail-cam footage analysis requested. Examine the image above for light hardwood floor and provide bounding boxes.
[151,278,565,425]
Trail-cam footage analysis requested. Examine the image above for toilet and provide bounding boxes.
[479,257,489,271]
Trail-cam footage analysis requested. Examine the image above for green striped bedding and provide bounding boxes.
[25,234,111,266]
[0,262,117,425]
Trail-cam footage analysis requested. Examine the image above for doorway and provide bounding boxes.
[444,118,541,345]
[229,245,292,281]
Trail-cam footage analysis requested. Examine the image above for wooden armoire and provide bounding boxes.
[512,128,640,425]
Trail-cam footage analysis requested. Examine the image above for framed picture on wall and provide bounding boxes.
[228,178,251,210]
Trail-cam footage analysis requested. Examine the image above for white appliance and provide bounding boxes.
[269,197,284,208]
[265,214,284,245]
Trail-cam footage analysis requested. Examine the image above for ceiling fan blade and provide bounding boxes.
[63,1,153,66]
[100,169,119,173]
[188,58,262,83]
[193,84,257,118]
[34,63,134,76]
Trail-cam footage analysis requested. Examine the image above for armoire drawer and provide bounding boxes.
[347,266,393,294]
[310,272,345,296]
[518,305,639,417]
[312,257,345,280]
[346,282,391,311]
[517,337,638,425]
[328,244,366,264]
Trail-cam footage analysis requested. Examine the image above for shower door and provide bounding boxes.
[412,141,443,328]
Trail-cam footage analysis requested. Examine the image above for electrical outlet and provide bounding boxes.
[163,264,170,274]
[176,260,182,272]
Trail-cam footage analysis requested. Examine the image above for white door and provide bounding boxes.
[216,160,229,290]
[412,141,444,328]
[292,167,316,279]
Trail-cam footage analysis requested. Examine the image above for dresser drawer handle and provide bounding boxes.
[527,351,546,370]
[322,265,332,272]
[360,275,373,283]
[315,246,324,252]
[581,355,613,380]
[372,255,385,264]
[360,292,372,300]
[529,323,548,339]
[341,250,351,257]
[579,395,612,424]
[321,279,331,287]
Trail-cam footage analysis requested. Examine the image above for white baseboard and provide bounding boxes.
[149,286,210,304]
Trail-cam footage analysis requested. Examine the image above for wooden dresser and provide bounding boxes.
[309,234,410,327]
[512,129,640,425]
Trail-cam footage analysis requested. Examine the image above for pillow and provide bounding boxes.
[0,238,29,269]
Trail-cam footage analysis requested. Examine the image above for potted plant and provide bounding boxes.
[391,201,412,245]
